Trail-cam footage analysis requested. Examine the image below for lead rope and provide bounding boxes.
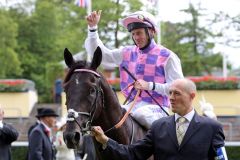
[115,90,141,128]
[104,90,141,133]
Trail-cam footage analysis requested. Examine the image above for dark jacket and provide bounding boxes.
[0,123,19,160]
[28,123,55,160]
[27,122,39,137]
[101,113,225,160]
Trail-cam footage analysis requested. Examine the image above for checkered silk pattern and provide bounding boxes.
[176,117,187,145]
[119,43,170,106]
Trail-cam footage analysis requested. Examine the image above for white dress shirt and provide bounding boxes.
[175,109,195,130]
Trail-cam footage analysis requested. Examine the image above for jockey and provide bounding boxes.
[85,10,184,129]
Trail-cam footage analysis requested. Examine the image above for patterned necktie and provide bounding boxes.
[176,117,187,145]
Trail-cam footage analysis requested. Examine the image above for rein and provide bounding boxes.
[104,90,141,133]
[66,69,103,134]
[122,66,169,116]
[66,68,138,136]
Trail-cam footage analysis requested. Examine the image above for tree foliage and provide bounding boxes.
[0,9,22,77]
[162,3,223,76]
[0,0,239,102]
[212,11,240,48]
[0,0,142,102]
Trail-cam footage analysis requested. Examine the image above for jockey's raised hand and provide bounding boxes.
[86,10,102,27]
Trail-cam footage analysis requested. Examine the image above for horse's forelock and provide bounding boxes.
[64,60,89,84]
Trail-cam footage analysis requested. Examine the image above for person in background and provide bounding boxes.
[54,78,63,104]
[28,108,59,160]
[25,108,45,160]
[91,78,228,160]
[27,108,44,137]
[0,104,19,160]
[54,117,75,160]
[85,10,184,129]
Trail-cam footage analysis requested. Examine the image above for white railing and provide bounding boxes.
[221,122,233,141]
[225,141,240,147]
[12,141,28,147]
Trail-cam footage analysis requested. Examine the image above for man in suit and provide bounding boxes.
[27,108,44,137]
[25,108,44,160]
[0,105,19,160]
[91,78,228,160]
[28,108,59,160]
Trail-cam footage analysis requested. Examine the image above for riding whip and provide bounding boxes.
[122,66,169,116]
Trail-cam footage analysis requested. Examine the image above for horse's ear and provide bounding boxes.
[90,46,102,70]
[64,48,75,68]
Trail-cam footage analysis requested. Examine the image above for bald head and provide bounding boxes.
[169,78,197,116]
[172,78,197,94]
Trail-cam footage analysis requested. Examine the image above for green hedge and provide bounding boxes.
[11,146,240,160]
[226,146,240,160]
[187,76,240,90]
[109,76,240,91]
[195,80,240,90]
[12,146,28,160]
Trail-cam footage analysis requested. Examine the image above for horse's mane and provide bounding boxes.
[64,60,89,84]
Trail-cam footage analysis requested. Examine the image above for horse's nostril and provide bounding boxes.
[74,132,80,143]
[63,131,81,149]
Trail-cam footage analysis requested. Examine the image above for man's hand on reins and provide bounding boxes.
[91,126,109,145]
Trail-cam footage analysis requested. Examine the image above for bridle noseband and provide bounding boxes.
[65,69,104,135]
[65,69,135,144]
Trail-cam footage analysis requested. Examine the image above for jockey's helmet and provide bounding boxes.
[121,11,157,33]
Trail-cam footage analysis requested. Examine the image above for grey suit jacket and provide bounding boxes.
[0,123,19,160]
[28,123,54,160]
[100,113,225,160]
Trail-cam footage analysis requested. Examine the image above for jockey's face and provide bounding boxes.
[131,28,149,48]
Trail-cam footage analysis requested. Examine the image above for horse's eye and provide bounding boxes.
[90,77,95,83]
[89,88,95,95]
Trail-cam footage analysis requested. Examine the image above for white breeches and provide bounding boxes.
[122,101,169,129]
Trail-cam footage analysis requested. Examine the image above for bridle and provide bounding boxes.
[64,68,137,145]
[65,69,104,135]
[65,68,136,142]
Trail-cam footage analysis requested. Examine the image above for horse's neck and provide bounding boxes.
[98,81,131,144]
[101,84,123,126]
[100,78,123,120]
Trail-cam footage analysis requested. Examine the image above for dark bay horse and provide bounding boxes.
[63,47,151,159]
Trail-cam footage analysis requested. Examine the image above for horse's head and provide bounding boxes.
[63,47,104,149]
